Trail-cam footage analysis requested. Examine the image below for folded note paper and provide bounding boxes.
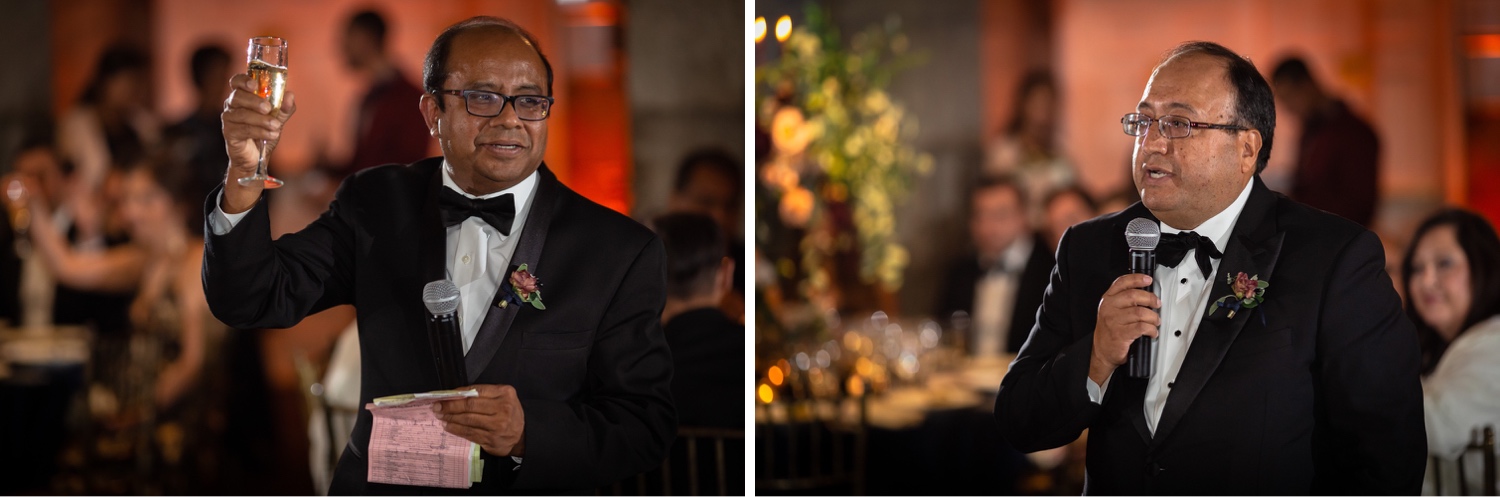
[366,389,484,488]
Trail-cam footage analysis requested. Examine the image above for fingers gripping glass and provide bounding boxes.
[437,90,554,121]
[1121,113,1247,139]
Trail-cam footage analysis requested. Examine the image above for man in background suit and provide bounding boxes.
[936,176,1053,357]
[206,17,674,493]
[654,212,743,494]
[655,213,740,429]
[332,9,432,179]
[994,41,1425,494]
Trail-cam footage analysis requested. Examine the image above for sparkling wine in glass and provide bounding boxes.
[240,37,287,189]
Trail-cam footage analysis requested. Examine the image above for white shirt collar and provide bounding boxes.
[440,160,539,234]
[1159,178,1255,254]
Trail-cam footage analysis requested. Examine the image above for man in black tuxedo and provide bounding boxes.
[935,176,1053,357]
[206,17,674,494]
[994,41,1425,494]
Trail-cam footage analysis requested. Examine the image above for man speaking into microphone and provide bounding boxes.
[204,17,674,493]
[994,41,1424,494]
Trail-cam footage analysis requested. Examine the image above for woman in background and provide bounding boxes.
[984,70,1076,222]
[1401,208,1500,495]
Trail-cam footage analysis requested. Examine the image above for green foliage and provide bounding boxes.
[756,5,932,294]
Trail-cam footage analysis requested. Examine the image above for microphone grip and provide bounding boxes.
[1126,250,1156,379]
[427,312,468,388]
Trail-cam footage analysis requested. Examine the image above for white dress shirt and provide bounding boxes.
[1087,179,1254,434]
[972,237,1034,358]
[209,163,539,353]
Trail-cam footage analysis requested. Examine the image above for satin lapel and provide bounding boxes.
[1110,376,1154,446]
[414,160,464,384]
[419,160,448,285]
[465,165,561,383]
[1149,179,1284,451]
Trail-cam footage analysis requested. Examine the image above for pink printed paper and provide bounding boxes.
[365,393,477,488]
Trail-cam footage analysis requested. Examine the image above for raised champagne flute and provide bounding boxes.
[240,36,287,189]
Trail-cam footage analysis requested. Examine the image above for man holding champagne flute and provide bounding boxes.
[206,16,675,493]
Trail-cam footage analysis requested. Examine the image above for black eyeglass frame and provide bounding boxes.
[436,89,555,121]
[1121,112,1248,139]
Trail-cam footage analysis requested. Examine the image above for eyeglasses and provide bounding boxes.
[1121,113,1247,139]
[437,90,554,121]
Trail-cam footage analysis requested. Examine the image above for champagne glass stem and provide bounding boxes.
[257,139,271,177]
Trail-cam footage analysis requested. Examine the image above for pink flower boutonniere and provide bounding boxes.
[1210,272,1268,319]
[499,263,546,310]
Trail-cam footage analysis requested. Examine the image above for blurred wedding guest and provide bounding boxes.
[985,70,1076,221]
[2,135,70,326]
[1271,57,1380,228]
[52,44,157,338]
[2,133,133,335]
[1042,185,1097,254]
[58,43,159,223]
[667,148,744,321]
[655,213,741,428]
[1094,186,1136,214]
[330,9,431,178]
[19,153,222,411]
[1399,209,1500,494]
[165,44,232,226]
[653,212,742,495]
[935,176,1052,357]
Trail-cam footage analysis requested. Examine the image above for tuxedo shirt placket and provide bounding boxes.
[1144,236,1217,434]
[441,163,537,354]
[1143,181,1253,433]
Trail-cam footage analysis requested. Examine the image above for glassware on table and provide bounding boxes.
[240,37,287,189]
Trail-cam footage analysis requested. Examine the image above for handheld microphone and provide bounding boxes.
[422,280,468,388]
[1124,218,1160,379]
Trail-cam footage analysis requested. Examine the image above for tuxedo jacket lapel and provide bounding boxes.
[415,159,464,385]
[1110,375,1154,446]
[1150,178,1285,450]
[464,165,561,383]
[419,160,448,284]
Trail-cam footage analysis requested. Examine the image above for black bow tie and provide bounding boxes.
[1157,231,1222,279]
[439,187,515,235]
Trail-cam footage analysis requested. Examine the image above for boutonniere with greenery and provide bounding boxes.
[1210,272,1268,319]
[499,263,546,310]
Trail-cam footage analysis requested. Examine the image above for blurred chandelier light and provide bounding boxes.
[775,15,792,42]
[754,16,767,43]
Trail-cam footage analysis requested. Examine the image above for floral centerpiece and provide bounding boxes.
[756,6,932,312]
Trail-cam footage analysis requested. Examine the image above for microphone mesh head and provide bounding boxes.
[422,280,461,315]
[1125,217,1161,250]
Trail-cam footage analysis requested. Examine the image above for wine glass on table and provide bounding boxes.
[240,37,287,189]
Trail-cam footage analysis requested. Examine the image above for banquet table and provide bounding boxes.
[860,356,1031,495]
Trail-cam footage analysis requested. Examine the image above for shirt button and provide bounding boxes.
[462,255,471,264]
[1180,278,1188,284]
[1175,330,1182,337]
[1168,381,1175,388]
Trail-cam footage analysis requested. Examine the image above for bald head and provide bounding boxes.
[423,16,553,104]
